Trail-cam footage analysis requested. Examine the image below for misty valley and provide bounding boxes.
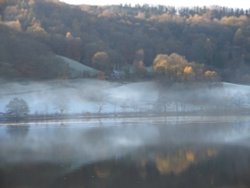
[1,0,250,187]
[1,79,250,188]
[1,78,250,188]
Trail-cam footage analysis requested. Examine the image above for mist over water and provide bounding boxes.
[1,114,250,187]
[1,79,250,177]
[1,117,250,165]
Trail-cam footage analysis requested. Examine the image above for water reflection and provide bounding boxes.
[6,125,29,139]
[1,117,250,188]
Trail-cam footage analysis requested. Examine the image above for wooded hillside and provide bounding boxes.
[0,0,250,82]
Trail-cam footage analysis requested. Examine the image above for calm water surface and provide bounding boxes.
[1,116,250,188]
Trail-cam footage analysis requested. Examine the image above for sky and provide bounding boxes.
[60,0,250,9]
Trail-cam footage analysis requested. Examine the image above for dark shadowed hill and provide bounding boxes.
[0,25,68,79]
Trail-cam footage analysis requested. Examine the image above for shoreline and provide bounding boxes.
[1,111,250,125]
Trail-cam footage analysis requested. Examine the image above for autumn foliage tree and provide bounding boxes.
[92,51,113,74]
[153,53,218,83]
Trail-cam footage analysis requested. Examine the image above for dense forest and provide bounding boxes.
[0,0,250,83]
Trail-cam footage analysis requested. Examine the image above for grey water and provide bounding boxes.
[1,116,250,188]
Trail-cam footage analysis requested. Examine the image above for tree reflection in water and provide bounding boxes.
[6,125,29,140]
[155,148,217,175]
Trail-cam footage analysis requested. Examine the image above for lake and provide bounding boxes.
[1,116,250,188]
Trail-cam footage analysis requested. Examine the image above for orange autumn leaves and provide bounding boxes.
[153,53,218,82]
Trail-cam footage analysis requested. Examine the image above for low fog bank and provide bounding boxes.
[0,79,158,114]
[0,79,250,115]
